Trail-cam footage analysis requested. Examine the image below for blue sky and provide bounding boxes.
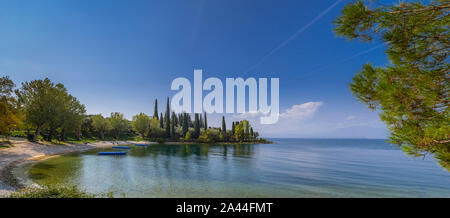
[0,0,392,138]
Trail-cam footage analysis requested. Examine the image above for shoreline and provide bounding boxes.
[158,140,273,145]
[0,138,140,197]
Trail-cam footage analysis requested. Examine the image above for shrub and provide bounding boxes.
[155,138,166,144]
[198,129,220,143]
[26,133,35,142]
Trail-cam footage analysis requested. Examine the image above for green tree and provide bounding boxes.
[164,97,171,138]
[182,113,189,137]
[0,76,21,139]
[172,111,178,127]
[108,112,128,140]
[91,114,111,140]
[234,121,245,142]
[16,78,79,141]
[204,112,208,130]
[153,99,158,120]
[58,94,85,141]
[334,0,450,170]
[244,120,250,141]
[16,78,53,141]
[254,131,259,139]
[221,116,226,133]
[160,112,163,128]
[231,122,236,140]
[178,114,183,127]
[15,78,85,142]
[221,116,226,141]
[81,115,95,138]
[132,113,150,138]
[194,113,200,138]
[198,128,220,143]
[185,131,191,141]
[44,84,67,141]
[148,117,163,138]
[171,112,176,138]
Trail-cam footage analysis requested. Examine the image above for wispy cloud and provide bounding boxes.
[296,43,387,80]
[279,102,323,119]
[244,0,344,74]
[236,101,323,121]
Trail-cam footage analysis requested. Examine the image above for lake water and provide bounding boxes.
[20,139,450,197]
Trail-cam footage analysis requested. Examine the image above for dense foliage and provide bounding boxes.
[0,76,21,139]
[13,78,86,141]
[334,0,449,170]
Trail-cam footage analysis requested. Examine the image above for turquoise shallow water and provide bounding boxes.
[22,139,450,197]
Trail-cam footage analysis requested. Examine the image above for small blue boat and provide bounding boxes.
[134,143,148,146]
[112,146,131,149]
[98,151,127,155]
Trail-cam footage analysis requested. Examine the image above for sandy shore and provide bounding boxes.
[0,138,134,197]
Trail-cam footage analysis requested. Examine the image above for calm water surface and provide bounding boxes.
[20,139,450,197]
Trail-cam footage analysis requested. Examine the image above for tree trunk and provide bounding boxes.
[34,126,41,142]
[100,131,104,140]
[48,124,55,142]
[60,130,66,141]
[76,126,81,140]
[115,130,120,140]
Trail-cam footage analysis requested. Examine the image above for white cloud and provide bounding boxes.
[236,101,323,121]
[279,102,323,120]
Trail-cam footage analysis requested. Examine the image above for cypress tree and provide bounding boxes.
[171,112,176,139]
[182,113,188,137]
[160,112,163,128]
[172,112,177,127]
[250,127,254,140]
[194,113,200,138]
[221,116,226,133]
[231,122,235,136]
[203,112,207,130]
[153,99,158,120]
[164,97,170,138]
[199,115,204,129]
[244,121,250,141]
[188,114,193,128]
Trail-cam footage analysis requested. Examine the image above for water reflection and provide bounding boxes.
[128,143,255,158]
